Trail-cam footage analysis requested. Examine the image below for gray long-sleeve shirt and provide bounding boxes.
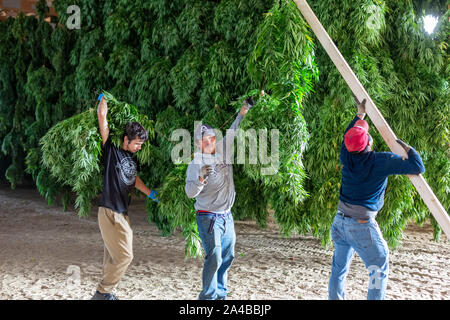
[185,114,243,213]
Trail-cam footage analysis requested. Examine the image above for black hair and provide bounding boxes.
[123,122,148,142]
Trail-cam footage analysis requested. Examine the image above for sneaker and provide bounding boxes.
[91,290,119,300]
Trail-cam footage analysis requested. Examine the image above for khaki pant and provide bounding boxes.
[97,207,133,293]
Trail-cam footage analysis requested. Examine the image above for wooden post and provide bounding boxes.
[292,0,450,240]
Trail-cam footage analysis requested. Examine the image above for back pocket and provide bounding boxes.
[349,226,373,249]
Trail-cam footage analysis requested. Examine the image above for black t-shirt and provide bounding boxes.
[99,135,139,214]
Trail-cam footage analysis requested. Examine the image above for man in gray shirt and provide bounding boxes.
[185,98,253,300]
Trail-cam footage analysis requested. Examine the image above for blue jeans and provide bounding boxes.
[328,211,389,300]
[196,212,236,300]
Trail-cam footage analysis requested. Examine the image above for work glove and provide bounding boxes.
[353,94,366,114]
[244,97,255,109]
[200,165,213,180]
[148,190,159,203]
[396,139,411,153]
[98,93,104,101]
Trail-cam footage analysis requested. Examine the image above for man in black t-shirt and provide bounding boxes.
[91,94,158,300]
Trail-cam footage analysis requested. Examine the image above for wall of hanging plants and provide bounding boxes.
[0,0,448,256]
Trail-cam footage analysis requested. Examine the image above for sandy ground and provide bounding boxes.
[0,185,448,300]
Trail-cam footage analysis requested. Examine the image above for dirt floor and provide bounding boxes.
[0,185,448,300]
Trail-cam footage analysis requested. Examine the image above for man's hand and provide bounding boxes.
[353,94,366,116]
[148,190,159,203]
[244,97,254,109]
[240,97,254,116]
[199,165,213,183]
[397,139,411,154]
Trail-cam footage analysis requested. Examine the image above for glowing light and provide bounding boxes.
[423,15,438,34]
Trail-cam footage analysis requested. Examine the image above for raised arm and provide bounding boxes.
[218,98,253,163]
[97,94,109,146]
[224,97,254,141]
[375,141,425,177]
[340,96,367,154]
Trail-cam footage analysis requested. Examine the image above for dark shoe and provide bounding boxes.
[91,290,119,300]
[104,293,119,300]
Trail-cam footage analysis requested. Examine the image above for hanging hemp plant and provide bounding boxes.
[1,0,447,259]
[145,0,319,257]
[40,91,155,216]
[298,0,449,246]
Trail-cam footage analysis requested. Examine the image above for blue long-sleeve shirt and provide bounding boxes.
[339,116,425,212]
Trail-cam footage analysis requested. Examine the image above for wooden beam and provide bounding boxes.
[292,0,450,240]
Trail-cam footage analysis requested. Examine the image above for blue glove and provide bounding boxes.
[97,93,104,101]
[148,190,159,203]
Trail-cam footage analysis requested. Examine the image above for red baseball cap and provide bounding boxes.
[344,120,369,152]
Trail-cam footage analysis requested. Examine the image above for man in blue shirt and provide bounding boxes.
[328,96,425,300]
